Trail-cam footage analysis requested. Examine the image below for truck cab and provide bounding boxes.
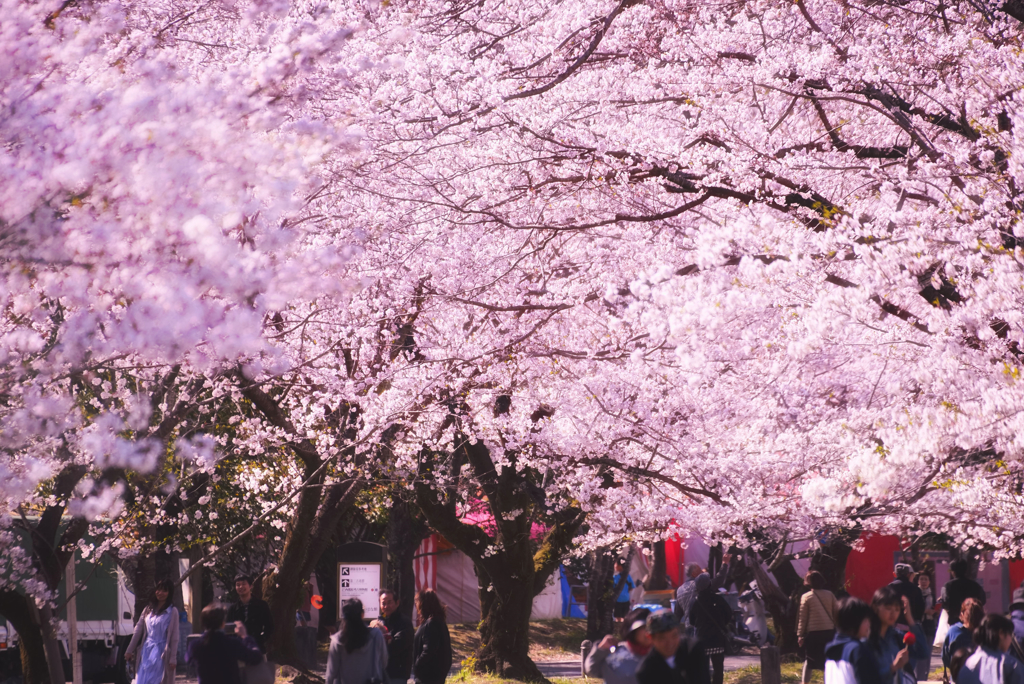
[0,551,137,684]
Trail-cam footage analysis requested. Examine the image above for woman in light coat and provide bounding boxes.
[125,579,179,684]
[798,571,838,684]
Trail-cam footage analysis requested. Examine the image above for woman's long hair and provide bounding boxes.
[866,585,899,646]
[416,589,447,624]
[149,579,174,613]
[974,613,1014,651]
[340,599,370,653]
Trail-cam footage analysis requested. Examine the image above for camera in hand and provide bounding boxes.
[224,622,236,635]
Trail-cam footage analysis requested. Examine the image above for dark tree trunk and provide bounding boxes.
[586,546,635,641]
[0,591,52,684]
[476,544,542,681]
[240,381,364,668]
[586,548,616,641]
[387,494,428,621]
[262,459,325,665]
[9,465,91,684]
[646,541,668,590]
[809,536,855,594]
[415,428,586,684]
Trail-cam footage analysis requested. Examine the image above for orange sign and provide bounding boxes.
[311,595,323,610]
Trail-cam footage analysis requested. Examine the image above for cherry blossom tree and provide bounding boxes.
[6,0,1024,680]
[0,0,361,679]
[292,0,1024,673]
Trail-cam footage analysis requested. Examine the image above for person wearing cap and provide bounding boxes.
[687,574,731,684]
[584,607,652,684]
[636,609,709,684]
[1009,583,1024,643]
[226,574,275,653]
[889,562,925,626]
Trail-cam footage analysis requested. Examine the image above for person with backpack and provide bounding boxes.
[957,614,1024,684]
[614,561,636,619]
[824,596,880,684]
[687,574,732,684]
[412,589,452,684]
[798,571,839,684]
[326,599,388,684]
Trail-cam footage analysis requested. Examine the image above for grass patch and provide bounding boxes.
[448,675,588,684]
[724,662,819,684]
[449,619,588,662]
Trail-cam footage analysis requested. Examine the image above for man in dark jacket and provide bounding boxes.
[373,589,415,684]
[889,563,925,625]
[938,559,986,626]
[636,610,709,684]
[226,574,275,653]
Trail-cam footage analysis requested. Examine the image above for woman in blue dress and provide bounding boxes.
[125,579,179,684]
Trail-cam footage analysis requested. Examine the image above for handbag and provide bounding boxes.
[242,656,276,684]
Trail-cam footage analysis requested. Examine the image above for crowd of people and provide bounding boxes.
[586,556,1024,684]
[121,555,1024,684]
[121,572,452,684]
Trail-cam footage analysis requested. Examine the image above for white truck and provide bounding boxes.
[0,552,137,684]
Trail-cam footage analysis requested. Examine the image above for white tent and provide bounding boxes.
[415,534,563,623]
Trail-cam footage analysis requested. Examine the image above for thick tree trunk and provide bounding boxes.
[0,591,52,684]
[38,604,65,684]
[386,494,428,620]
[263,461,324,665]
[414,432,584,684]
[476,554,545,682]
[586,549,616,641]
[646,541,668,590]
[264,475,362,666]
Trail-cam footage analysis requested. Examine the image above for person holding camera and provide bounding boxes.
[186,604,264,684]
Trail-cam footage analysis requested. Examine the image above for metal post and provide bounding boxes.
[66,556,82,684]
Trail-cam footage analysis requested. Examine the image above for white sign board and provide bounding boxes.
[338,563,382,619]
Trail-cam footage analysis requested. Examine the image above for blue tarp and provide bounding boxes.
[560,565,587,618]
